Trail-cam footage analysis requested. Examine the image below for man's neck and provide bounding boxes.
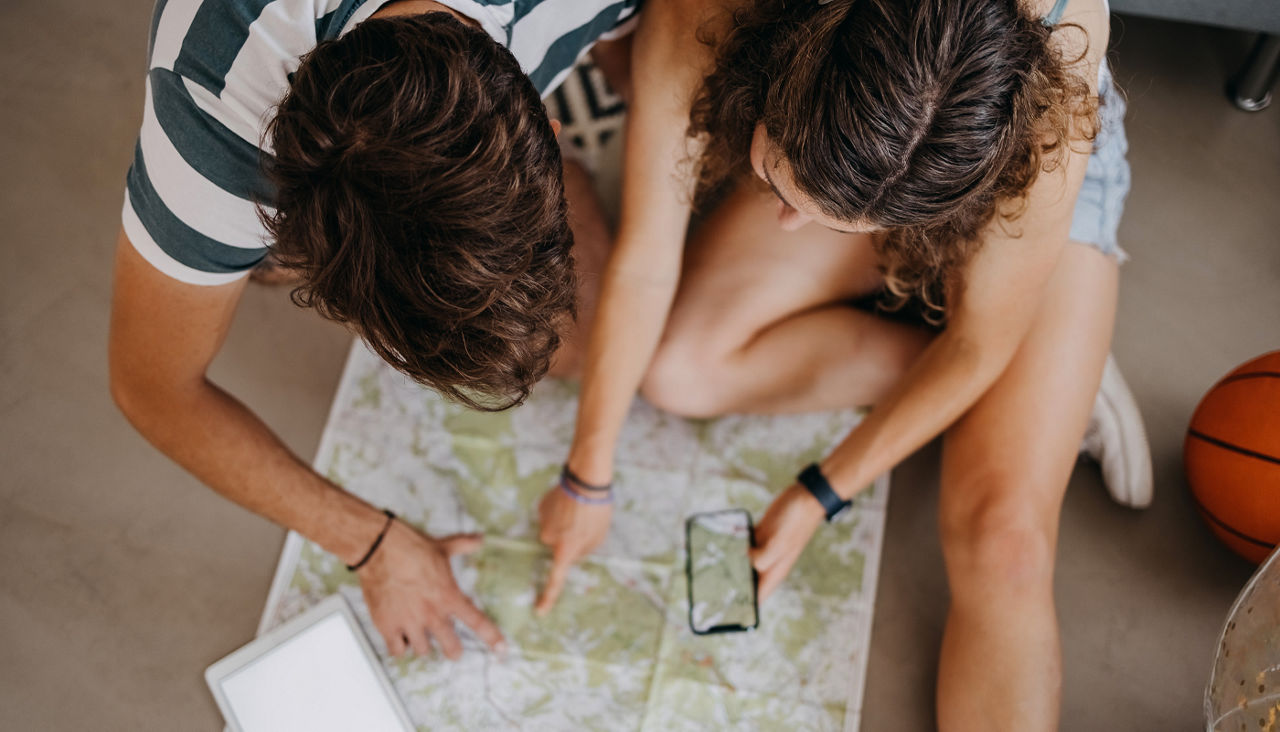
[370,0,479,30]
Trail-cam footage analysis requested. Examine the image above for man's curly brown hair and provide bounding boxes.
[690,0,1100,321]
[263,12,574,410]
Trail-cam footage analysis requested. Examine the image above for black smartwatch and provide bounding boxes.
[797,463,852,522]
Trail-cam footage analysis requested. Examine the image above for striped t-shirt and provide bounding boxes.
[123,0,639,285]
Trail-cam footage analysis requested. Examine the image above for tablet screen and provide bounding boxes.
[218,612,408,732]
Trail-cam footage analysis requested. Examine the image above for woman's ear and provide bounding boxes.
[551,118,562,138]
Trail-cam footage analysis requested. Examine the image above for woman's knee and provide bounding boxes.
[639,337,735,418]
[940,470,1060,598]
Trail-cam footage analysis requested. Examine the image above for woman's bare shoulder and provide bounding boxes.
[1029,0,1111,90]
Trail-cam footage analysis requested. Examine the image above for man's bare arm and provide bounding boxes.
[109,230,503,657]
[109,230,386,560]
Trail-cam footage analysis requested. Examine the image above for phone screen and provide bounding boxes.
[686,509,759,634]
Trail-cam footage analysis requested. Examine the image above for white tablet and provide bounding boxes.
[205,594,414,732]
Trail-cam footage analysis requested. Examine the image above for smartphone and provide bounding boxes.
[685,509,760,634]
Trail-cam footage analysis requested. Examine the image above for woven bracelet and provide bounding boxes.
[561,465,612,493]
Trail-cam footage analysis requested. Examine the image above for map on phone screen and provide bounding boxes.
[687,510,758,633]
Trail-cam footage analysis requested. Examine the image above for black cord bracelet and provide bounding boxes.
[561,465,612,493]
[347,509,396,571]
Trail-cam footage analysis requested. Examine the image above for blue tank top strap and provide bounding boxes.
[1041,0,1070,26]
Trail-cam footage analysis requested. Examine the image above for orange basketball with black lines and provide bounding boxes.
[1185,351,1280,563]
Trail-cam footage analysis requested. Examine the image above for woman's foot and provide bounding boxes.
[1080,354,1154,508]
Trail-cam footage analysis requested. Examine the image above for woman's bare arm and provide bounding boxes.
[536,0,729,611]
[751,2,1112,595]
[818,0,1111,498]
[567,0,728,481]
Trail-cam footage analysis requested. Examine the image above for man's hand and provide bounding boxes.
[357,519,506,660]
[749,484,826,601]
[534,485,613,615]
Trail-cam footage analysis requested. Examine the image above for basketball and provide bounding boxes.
[1185,351,1280,563]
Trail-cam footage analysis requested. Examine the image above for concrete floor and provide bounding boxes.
[1,1,1277,729]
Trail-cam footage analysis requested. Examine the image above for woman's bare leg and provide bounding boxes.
[935,243,1119,731]
[639,183,932,417]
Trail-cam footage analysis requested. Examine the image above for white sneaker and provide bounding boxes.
[1080,354,1154,508]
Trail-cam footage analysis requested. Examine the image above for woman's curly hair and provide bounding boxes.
[264,13,574,410]
[690,0,1100,320]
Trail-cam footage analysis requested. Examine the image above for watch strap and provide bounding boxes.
[797,463,852,522]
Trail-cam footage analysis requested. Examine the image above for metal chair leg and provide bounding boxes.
[1228,33,1280,112]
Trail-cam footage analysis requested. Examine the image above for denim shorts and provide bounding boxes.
[1070,61,1131,261]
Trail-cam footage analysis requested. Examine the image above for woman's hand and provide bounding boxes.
[750,484,826,601]
[534,483,613,615]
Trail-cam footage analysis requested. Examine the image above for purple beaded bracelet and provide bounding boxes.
[559,477,614,505]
